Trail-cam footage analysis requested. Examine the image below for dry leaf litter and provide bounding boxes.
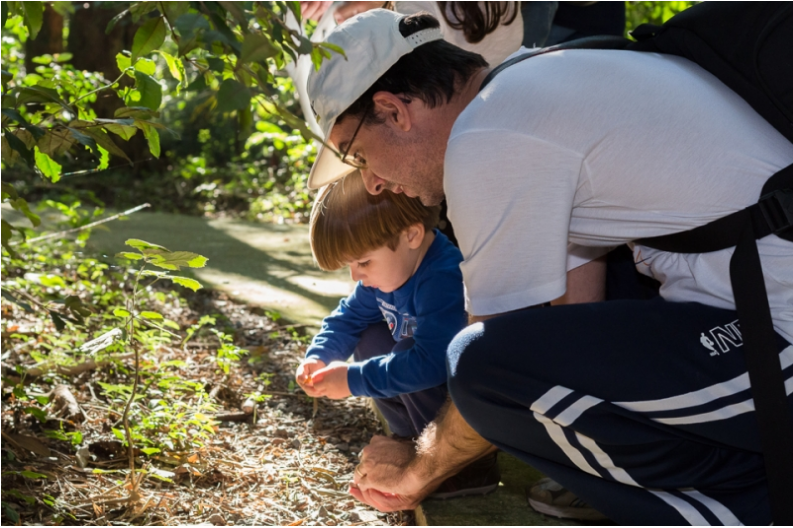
[2,288,413,526]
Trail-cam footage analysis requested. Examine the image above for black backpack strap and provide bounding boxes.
[479,35,630,92]
[639,163,793,525]
[639,163,793,252]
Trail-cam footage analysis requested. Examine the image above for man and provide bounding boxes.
[305,9,793,525]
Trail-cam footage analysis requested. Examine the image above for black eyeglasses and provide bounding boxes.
[340,102,372,170]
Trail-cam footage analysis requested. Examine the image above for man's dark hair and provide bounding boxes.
[338,13,488,125]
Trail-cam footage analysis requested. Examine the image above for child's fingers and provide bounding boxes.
[298,378,322,396]
[310,370,326,384]
[304,387,323,397]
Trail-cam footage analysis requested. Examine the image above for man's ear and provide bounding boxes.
[372,91,412,132]
[406,223,426,249]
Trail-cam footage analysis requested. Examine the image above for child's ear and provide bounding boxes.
[406,223,425,249]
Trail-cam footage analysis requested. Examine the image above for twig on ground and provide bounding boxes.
[215,412,253,423]
[26,353,135,377]
[52,384,83,422]
[14,203,152,246]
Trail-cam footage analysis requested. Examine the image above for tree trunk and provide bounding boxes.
[67,2,135,82]
[24,4,64,73]
[67,2,153,168]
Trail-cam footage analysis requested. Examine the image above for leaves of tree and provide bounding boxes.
[66,127,99,155]
[16,85,70,113]
[114,106,159,119]
[4,129,34,167]
[104,124,138,141]
[125,238,169,253]
[238,33,278,66]
[34,148,62,182]
[131,16,166,63]
[169,276,202,291]
[133,119,160,158]
[116,251,144,260]
[148,251,208,271]
[134,57,157,76]
[174,12,209,38]
[133,71,162,111]
[216,79,250,113]
[80,127,131,163]
[157,51,186,88]
[7,197,40,227]
[37,129,76,157]
[160,1,190,25]
[22,1,43,39]
[105,6,131,34]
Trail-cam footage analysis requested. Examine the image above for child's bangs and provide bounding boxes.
[309,172,439,271]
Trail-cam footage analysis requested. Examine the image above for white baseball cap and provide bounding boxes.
[306,9,444,189]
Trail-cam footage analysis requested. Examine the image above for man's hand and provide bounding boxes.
[309,361,352,399]
[350,403,496,511]
[300,1,384,23]
[350,436,434,511]
[333,2,387,23]
[295,358,326,397]
[299,1,333,21]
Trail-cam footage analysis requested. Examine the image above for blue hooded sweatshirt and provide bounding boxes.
[305,230,466,399]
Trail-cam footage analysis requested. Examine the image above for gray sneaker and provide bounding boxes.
[527,478,608,521]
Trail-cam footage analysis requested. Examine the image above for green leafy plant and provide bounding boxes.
[210,329,247,375]
[112,238,208,491]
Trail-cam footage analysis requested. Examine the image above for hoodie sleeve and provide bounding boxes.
[305,284,385,365]
[346,266,467,398]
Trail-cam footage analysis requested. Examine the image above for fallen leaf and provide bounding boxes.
[8,433,52,457]
[75,446,90,468]
[175,464,202,477]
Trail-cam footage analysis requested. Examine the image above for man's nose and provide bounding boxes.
[361,169,386,195]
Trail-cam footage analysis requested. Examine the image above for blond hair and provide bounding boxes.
[310,171,440,271]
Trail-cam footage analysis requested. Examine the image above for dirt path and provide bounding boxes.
[86,211,355,330]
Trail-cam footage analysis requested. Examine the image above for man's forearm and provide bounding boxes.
[408,403,496,489]
[412,401,496,484]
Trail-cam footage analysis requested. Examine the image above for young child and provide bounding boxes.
[295,171,498,498]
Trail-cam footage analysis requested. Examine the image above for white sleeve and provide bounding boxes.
[567,243,611,270]
[445,131,584,316]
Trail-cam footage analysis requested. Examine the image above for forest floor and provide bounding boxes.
[2,280,410,526]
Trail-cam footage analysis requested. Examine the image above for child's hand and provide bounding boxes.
[310,362,352,400]
[295,358,326,397]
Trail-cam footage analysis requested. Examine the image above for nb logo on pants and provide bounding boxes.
[701,320,743,356]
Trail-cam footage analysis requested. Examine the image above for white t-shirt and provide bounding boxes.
[445,49,793,343]
[394,2,523,66]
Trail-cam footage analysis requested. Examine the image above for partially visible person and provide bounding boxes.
[397,2,522,66]
[301,1,522,66]
[295,170,499,499]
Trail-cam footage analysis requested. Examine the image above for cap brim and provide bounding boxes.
[308,143,357,189]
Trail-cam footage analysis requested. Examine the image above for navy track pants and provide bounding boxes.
[447,299,792,525]
[354,323,448,438]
